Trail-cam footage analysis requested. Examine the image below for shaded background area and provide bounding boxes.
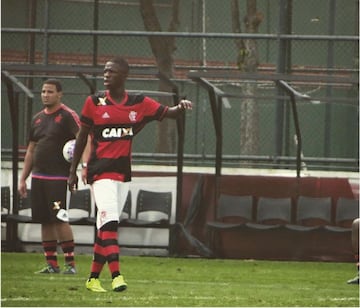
[1,0,359,172]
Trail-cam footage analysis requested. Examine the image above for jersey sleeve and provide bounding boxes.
[143,96,168,121]
[28,118,36,144]
[64,106,80,136]
[80,96,95,127]
[28,111,42,144]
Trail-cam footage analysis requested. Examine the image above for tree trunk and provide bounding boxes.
[139,0,180,153]
[231,0,263,156]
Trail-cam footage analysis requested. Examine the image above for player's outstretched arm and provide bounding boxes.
[165,99,193,119]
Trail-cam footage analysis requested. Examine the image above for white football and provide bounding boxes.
[62,139,76,163]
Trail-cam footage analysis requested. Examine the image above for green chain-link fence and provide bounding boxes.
[1,0,358,171]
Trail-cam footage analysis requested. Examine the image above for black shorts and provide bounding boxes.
[31,177,67,223]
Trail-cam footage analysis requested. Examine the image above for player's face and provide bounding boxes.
[41,84,62,108]
[103,61,128,89]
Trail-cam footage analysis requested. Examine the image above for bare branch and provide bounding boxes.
[168,0,180,32]
[231,0,244,51]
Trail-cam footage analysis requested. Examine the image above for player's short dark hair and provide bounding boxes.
[109,56,129,73]
[43,79,62,92]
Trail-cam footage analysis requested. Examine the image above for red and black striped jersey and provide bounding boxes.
[81,90,168,183]
[29,104,80,179]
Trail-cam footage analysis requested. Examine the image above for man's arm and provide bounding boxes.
[80,135,91,185]
[164,99,193,119]
[68,125,91,191]
[18,141,36,197]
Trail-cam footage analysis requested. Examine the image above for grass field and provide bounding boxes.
[1,252,359,307]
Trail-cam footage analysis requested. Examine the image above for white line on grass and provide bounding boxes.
[132,279,231,286]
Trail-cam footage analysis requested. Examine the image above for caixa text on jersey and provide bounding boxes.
[101,127,133,138]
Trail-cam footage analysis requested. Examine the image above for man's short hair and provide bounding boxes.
[109,57,129,73]
[43,79,62,92]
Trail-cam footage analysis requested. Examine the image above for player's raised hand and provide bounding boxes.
[177,99,193,110]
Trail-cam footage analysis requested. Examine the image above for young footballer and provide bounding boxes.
[68,56,192,292]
